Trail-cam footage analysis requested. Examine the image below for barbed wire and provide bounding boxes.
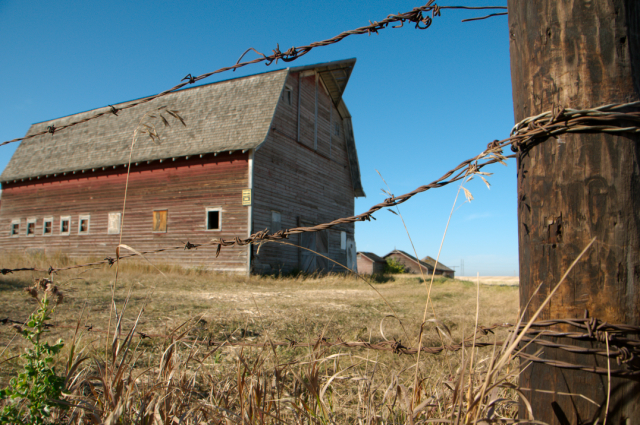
[0,2,507,148]
[2,101,639,276]
[3,313,638,377]
[0,317,509,355]
[517,314,640,379]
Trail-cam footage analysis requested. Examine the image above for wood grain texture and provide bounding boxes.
[508,1,640,422]
[252,71,355,273]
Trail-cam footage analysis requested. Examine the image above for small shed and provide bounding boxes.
[383,250,455,278]
[357,251,386,275]
[421,256,455,278]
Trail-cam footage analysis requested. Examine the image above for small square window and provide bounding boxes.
[10,220,20,237]
[283,86,292,106]
[60,216,71,235]
[26,219,36,237]
[108,212,122,234]
[271,210,281,232]
[43,218,53,235]
[206,208,221,231]
[153,210,167,233]
[78,215,90,234]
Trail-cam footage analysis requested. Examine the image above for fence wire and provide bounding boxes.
[0,2,506,148]
[2,100,639,276]
[2,313,639,377]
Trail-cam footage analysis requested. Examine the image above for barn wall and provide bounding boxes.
[252,71,355,273]
[357,255,374,275]
[356,255,385,275]
[0,154,250,272]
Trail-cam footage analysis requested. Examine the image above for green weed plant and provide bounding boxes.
[0,280,66,425]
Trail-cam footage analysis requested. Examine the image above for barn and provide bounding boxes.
[356,252,387,275]
[383,250,455,278]
[0,58,365,274]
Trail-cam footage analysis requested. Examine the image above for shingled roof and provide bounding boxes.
[357,252,386,263]
[421,256,454,273]
[1,69,289,182]
[1,59,363,192]
[384,250,453,273]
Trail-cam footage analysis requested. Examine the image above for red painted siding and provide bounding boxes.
[0,154,250,271]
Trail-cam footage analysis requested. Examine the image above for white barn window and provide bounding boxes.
[340,231,346,250]
[10,219,20,237]
[108,212,121,234]
[43,217,53,235]
[78,215,90,234]
[60,216,71,235]
[206,207,221,231]
[26,218,36,237]
[271,210,281,232]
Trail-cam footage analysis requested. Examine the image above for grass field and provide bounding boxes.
[0,252,521,423]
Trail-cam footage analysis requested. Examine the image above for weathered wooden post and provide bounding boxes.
[507,1,640,423]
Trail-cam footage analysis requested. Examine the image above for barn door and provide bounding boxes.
[346,236,357,272]
[299,230,316,273]
[315,230,328,271]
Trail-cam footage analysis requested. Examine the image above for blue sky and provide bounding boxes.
[0,0,517,276]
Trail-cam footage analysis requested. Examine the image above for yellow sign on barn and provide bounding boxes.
[242,189,252,206]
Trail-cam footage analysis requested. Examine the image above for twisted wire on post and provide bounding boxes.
[2,101,639,276]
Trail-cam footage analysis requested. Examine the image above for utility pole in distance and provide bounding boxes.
[508,1,640,423]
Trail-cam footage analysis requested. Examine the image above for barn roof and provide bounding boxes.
[384,250,453,273]
[357,252,386,263]
[1,59,362,192]
[421,256,454,273]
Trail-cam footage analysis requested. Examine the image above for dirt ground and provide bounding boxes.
[455,275,519,286]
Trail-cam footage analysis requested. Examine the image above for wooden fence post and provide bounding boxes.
[507,1,640,423]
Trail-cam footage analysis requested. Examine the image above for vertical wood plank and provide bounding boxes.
[508,1,640,422]
[314,73,318,151]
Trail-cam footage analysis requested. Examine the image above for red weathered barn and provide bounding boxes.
[356,252,386,275]
[383,250,455,278]
[0,59,365,274]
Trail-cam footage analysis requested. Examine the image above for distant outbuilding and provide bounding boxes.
[356,251,386,275]
[383,250,455,278]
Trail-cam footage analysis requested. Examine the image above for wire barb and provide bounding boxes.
[181,74,196,84]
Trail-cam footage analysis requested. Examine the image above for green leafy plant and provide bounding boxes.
[0,279,66,425]
[384,258,406,274]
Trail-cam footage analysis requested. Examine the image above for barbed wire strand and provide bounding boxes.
[2,100,639,276]
[2,314,639,377]
[0,3,507,148]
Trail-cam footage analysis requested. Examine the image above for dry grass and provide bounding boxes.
[0,251,521,423]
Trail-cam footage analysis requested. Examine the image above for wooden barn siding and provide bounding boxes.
[357,256,385,275]
[252,71,355,272]
[0,154,249,271]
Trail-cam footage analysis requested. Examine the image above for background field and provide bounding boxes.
[0,252,521,423]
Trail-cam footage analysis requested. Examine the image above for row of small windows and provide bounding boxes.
[11,216,87,237]
[9,208,221,237]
